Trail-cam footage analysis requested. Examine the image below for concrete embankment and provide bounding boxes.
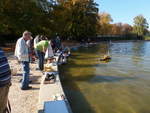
[8,55,42,113]
[38,53,72,113]
[8,52,72,113]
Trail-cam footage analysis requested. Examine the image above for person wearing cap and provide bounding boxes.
[14,30,32,90]
[34,36,49,71]
[0,48,11,113]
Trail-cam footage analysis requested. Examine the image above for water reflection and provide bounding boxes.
[90,75,138,83]
[60,41,150,113]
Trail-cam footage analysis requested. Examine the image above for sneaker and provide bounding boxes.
[21,86,32,90]
[35,68,40,70]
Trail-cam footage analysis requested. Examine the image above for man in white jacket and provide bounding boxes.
[15,31,32,90]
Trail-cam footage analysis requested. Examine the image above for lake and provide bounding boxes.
[59,41,150,113]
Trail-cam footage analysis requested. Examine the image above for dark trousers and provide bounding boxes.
[37,50,45,71]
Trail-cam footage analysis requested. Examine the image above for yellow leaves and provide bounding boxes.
[98,12,113,24]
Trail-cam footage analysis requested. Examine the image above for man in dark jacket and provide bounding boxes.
[0,48,11,113]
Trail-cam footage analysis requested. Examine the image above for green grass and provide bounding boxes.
[144,36,150,40]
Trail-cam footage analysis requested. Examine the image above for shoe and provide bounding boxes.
[35,68,40,70]
[21,86,32,90]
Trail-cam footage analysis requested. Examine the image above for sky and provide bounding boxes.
[95,0,150,26]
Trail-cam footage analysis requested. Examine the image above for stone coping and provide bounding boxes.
[38,54,72,113]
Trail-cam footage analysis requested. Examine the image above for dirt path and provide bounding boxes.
[8,56,42,113]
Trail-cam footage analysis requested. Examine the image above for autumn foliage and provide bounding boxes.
[0,0,149,42]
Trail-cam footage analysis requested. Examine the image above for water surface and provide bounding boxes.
[60,41,150,113]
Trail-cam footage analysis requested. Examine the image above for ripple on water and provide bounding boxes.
[61,41,150,113]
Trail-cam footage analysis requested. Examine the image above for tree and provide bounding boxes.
[66,0,99,40]
[133,15,149,36]
[0,0,47,36]
[121,24,132,35]
[97,12,113,35]
[0,0,100,41]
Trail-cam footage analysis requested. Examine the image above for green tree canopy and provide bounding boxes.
[53,0,99,41]
[0,0,99,41]
[133,15,149,36]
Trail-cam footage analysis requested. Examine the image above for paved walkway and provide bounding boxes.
[8,56,42,113]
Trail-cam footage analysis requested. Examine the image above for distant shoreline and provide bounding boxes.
[1,40,150,55]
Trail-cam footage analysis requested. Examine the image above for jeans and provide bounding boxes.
[28,49,32,63]
[21,61,30,88]
[37,50,45,71]
[34,49,38,58]
[0,83,10,113]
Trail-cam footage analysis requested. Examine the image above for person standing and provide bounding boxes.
[34,35,41,57]
[14,31,32,90]
[55,35,61,50]
[0,48,11,113]
[34,36,49,71]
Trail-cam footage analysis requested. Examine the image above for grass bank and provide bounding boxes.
[144,36,150,40]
